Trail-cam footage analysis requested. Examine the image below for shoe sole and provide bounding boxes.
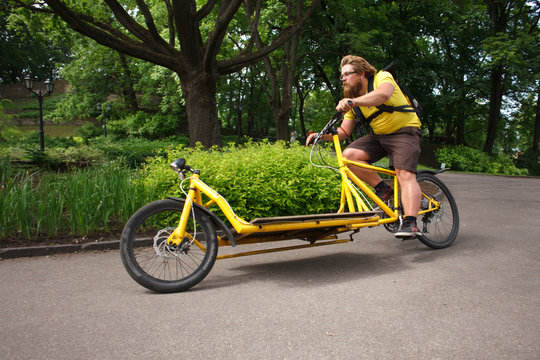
[394,231,422,239]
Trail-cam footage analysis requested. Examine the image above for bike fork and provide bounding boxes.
[167,184,197,246]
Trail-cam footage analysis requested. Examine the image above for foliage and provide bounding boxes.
[15,94,64,120]
[0,159,157,241]
[435,145,528,176]
[75,122,103,140]
[514,149,540,176]
[2,0,538,171]
[107,111,179,139]
[0,2,73,83]
[0,98,21,141]
[89,137,176,168]
[142,141,342,223]
[0,131,184,169]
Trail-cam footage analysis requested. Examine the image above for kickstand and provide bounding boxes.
[349,228,360,242]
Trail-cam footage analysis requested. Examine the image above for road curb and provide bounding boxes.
[0,240,120,259]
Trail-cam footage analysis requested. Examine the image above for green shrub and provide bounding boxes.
[0,159,156,241]
[435,145,528,176]
[515,149,540,176]
[90,137,172,168]
[76,122,103,140]
[142,141,343,223]
[17,132,78,148]
[108,111,178,139]
[0,126,23,143]
[61,145,106,162]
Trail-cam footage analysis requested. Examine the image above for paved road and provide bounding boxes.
[1,173,539,359]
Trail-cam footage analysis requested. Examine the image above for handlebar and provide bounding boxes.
[309,101,355,145]
[309,111,343,145]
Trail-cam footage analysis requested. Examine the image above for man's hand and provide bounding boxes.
[337,83,394,113]
[336,98,355,113]
[305,131,316,146]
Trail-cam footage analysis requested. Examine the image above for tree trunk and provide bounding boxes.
[483,64,504,154]
[118,52,138,113]
[180,72,221,148]
[533,82,540,152]
[455,73,466,145]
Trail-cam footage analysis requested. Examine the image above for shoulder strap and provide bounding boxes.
[352,75,382,126]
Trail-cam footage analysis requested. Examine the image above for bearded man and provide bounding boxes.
[306,55,423,238]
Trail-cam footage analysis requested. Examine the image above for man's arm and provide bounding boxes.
[336,82,394,113]
[305,118,355,145]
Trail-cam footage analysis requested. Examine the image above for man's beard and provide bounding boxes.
[343,82,362,98]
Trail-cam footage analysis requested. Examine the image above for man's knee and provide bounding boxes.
[395,169,417,183]
[343,148,370,162]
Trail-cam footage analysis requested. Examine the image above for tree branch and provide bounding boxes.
[172,0,202,71]
[242,0,263,54]
[217,0,321,75]
[162,0,175,46]
[43,0,182,72]
[134,0,172,52]
[11,0,54,13]
[195,0,217,22]
[203,0,243,72]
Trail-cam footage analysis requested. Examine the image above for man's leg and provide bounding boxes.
[342,147,382,187]
[395,169,421,218]
[395,168,422,237]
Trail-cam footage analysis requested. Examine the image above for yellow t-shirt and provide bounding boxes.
[344,71,421,134]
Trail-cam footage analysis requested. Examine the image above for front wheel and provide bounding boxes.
[416,173,459,249]
[120,199,218,293]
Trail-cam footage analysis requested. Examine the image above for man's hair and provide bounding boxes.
[340,55,377,78]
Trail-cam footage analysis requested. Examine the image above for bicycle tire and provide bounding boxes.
[120,198,218,293]
[416,172,459,249]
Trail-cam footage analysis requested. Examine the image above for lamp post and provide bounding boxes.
[24,76,54,151]
[96,102,111,137]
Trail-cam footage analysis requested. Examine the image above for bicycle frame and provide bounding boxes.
[167,129,441,258]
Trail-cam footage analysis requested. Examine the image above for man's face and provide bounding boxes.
[341,64,363,98]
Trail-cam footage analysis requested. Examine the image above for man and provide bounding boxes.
[306,55,423,238]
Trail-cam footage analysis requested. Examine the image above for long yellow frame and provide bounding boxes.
[167,132,440,258]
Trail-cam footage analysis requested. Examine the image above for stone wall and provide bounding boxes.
[0,79,70,99]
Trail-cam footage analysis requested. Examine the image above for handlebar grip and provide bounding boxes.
[347,100,353,107]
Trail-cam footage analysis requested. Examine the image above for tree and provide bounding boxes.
[248,0,306,141]
[482,0,539,154]
[14,0,320,147]
[0,2,71,83]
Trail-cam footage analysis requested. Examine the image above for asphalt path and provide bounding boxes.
[1,173,539,359]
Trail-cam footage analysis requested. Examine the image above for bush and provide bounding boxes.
[0,126,23,143]
[76,122,103,140]
[0,159,156,241]
[515,149,540,176]
[108,111,178,139]
[90,137,173,168]
[435,145,528,176]
[142,141,343,223]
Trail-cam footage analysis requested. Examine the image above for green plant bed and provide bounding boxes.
[435,145,529,176]
[142,141,343,223]
[0,159,158,244]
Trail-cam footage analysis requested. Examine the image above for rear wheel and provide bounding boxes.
[416,173,459,249]
[120,199,218,293]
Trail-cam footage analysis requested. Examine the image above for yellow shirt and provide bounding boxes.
[344,71,421,134]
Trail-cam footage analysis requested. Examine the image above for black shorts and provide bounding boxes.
[346,127,422,172]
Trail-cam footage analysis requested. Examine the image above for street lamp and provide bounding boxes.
[24,76,54,151]
[96,102,111,137]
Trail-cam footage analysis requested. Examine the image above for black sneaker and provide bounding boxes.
[374,187,393,211]
[377,187,393,202]
[395,221,422,239]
